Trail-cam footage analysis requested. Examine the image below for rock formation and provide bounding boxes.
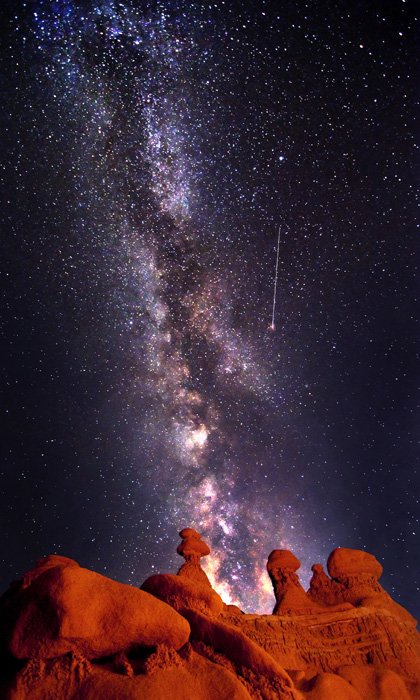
[141,528,224,616]
[267,549,321,615]
[267,549,352,616]
[0,555,190,661]
[307,563,343,607]
[0,534,419,700]
[307,548,417,627]
[177,528,211,585]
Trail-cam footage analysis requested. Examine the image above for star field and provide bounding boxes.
[1,0,419,615]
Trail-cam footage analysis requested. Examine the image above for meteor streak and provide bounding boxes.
[270,226,281,330]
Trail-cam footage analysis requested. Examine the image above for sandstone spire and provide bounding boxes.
[177,527,212,587]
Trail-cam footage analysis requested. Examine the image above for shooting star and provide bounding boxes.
[270,226,281,330]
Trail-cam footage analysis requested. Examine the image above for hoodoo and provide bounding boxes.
[0,531,419,699]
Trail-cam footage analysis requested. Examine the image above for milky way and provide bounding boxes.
[2,1,419,615]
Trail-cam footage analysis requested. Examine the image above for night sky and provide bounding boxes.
[1,0,419,617]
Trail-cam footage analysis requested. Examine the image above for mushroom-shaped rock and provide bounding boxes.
[268,550,301,573]
[177,529,211,558]
[267,550,325,616]
[177,528,212,586]
[0,560,190,660]
[307,564,353,609]
[141,528,224,617]
[326,548,417,626]
[141,574,224,618]
[327,548,383,581]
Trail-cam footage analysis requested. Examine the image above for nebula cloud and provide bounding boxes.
[10,0,415,615]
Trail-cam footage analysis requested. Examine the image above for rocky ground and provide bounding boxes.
[0,528,419,699]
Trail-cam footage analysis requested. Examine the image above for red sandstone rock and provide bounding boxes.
[225,604,244,616]
[0,561,190,660]
[20,555,80,589]
[326,548,417,626]
[337,665,412,700]
[327,548,383,580]
[2,649,255,700]
[1,540,420,700]
[297,671,365,699]
[267,549,312,615]
[177,528,211,559]
[141,573,224,617]
[227,606,420,692]
[307,564,351,607]
[77,651,254,700]
[267,550,342,616]
[181,607,295,690]
[141,528,223,617]
[268,550,301,572]
[1,652,93,700]
[177,528,212,586]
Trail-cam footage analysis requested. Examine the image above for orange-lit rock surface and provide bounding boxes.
[141,529,224,616]
[141,573,225,617]
[307,548,417,627]
[177,528,212,586]
[267,550,351,616]
[0,534,419,700]
[0,557,190,661]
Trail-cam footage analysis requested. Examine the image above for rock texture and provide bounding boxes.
[307,564,344,607]
[307,548,417,627]
[0,557,190,661]
[267,549,352,616]
[0,534,419,700]
[224,607,420,686]
[141,529,224,617]
[1,648,254,700]
[183,607,295,689]
[141,573,225,617]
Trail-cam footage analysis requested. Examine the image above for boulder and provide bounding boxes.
[327,548,383,581]
[141,574,224,617]
[20,556,80,588]
[0,562,190,660]
[326,549,417,626]
[337,665,412,700]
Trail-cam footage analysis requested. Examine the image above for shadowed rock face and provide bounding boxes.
[0,535,419,700]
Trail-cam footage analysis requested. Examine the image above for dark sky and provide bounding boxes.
[1,0,419,616]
